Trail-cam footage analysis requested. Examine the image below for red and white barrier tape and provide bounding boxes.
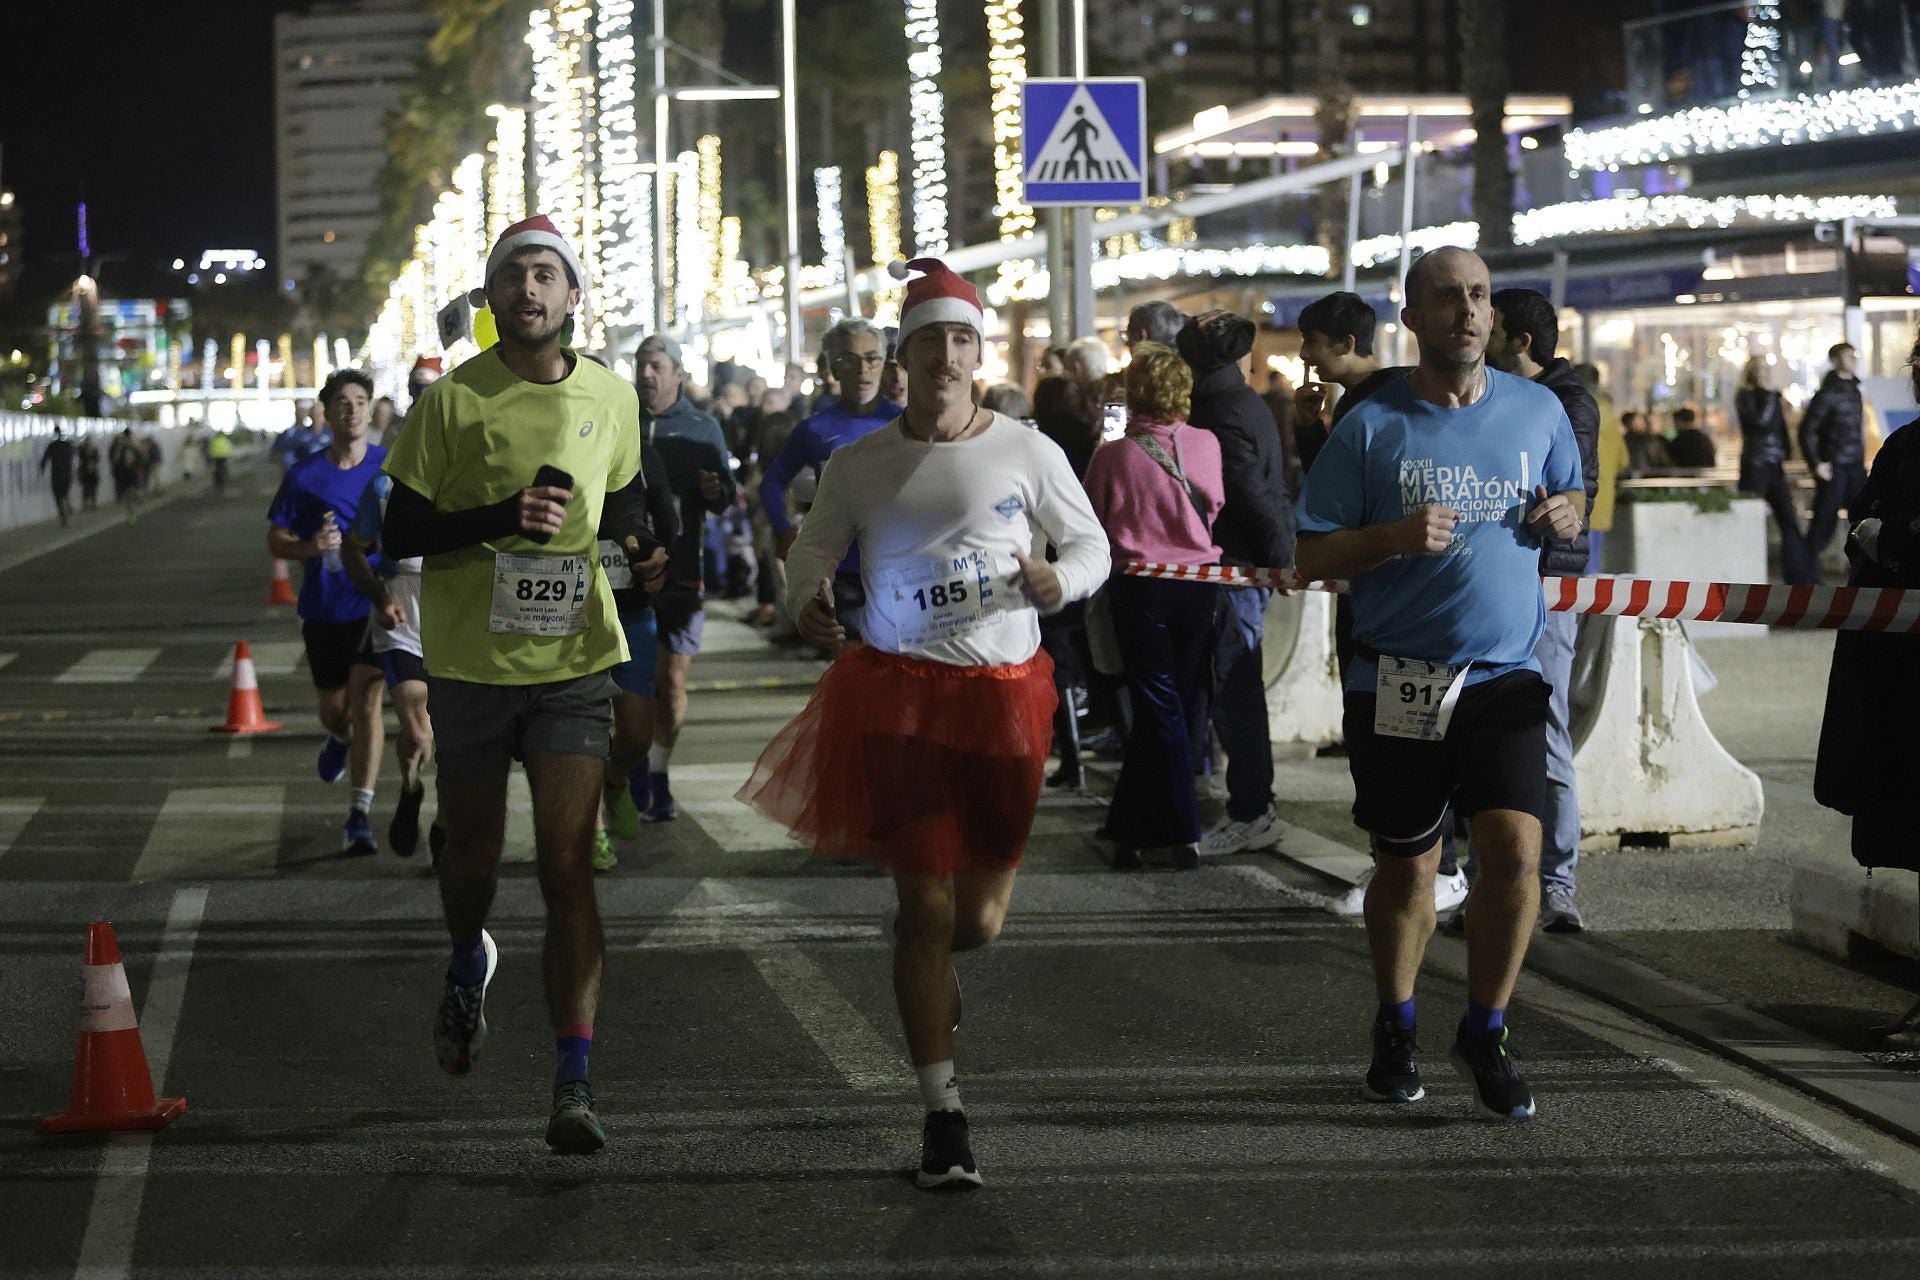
[1121,561,1920,634]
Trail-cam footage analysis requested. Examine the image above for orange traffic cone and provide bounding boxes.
[42,922,186,1134]
[210,640,283,734]
[265,558,296,605]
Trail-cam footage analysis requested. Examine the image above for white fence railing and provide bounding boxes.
[0,413,220,536]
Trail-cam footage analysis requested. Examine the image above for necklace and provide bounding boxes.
[903,406,981,443]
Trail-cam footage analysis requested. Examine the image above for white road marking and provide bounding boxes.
[0,652,15,670]
[0,796,43,862]
[131,787,284,880]
[210,641,304,680]
[54,648,162,684]
[70,886,208,1280]
[225,737,253,760]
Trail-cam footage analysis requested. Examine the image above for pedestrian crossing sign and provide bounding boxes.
[1022,78,1147,208]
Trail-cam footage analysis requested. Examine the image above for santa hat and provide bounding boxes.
[889,257,982,347]
[410,356,443,377]
[478,214,585,297]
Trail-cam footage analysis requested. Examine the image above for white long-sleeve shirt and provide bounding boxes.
[786,412,1110,667]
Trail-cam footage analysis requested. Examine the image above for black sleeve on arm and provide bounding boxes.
[643,446,680,547]
[381,480,520,559]
[601,449,677,558]
[1799,393,1828,468]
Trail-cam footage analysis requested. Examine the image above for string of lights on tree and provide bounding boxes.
[985,0,1031,289]
[1566,76,1920,170]
[902,0,950,257]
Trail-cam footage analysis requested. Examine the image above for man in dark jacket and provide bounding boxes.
[1176,309,1294,857]
[1799,342,1867,570]
[1486,288,1601,932]
[40,426,77,526]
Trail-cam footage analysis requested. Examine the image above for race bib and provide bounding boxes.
[596,539,633,591]
[1374,655,1471,742]
[874,549,1012,649]
[490,552,592,636]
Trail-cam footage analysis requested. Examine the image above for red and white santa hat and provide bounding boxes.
[480,214,585,295]
[889,257,982,346]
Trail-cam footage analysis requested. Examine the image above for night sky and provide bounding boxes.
[0,1,307,303]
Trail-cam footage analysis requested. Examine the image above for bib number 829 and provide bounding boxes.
[911,579,969,611]
[515,578,568,601]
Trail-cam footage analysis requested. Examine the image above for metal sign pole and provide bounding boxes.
[651,0,671,339]
[780,0,802,363]
[1067,0,1095,342]
[1039,0,1067,350]
[1393,112,1420,364]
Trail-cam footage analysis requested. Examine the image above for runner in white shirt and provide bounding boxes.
[738,258,1108,1190]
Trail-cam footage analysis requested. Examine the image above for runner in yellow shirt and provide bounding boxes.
[381,215,666,1154]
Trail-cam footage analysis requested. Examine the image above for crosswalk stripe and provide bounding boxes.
[211,640,305,680]
[54,647,162,684]
[132,785,285,880]
[0,653,15,671]
[698,617,774,655]
[666,761,799,850]
[0,797,43,863]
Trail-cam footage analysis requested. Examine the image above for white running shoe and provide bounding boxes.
[1199,809,1285,858]
[1434,869,1469,915]
[1328,866,1374,917]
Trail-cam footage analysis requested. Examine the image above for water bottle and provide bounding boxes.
[321,512,343,574]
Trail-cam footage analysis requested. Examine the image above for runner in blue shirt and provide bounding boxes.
[1296,247,1584,1124]
[267,369,390,856]
[760,318,903,639]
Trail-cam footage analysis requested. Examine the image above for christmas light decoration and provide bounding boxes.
[675,150,706,326]
[487,106,528,241]
[1565,76,1920,171]
[594,0,652,333]
[867,150,904,318]
[986,0,1032,288]
[229,334,245,392]
[278,334,295,389]
[814,166,846,284]
[1509,193,1897,245]
[698,135,727,316]
[902,0,950,255]
[1739,4,1781,94]
[529,2,595,284]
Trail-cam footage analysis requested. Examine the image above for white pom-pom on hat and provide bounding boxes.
[887,259,912,281]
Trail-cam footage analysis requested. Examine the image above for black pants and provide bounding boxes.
[1742,463,1815,585]
[1808,462,1868,577]
[1105,576,1217,849]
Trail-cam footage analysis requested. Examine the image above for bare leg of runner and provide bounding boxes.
[891,866,1018,1064]
[1460,809,1542,1010]
[1364,842,1441,1004]
[438,768,508,940]
[654,651,692,752]
[346,664,386,795]
[393,679,433,790]
[527,751,605,1029]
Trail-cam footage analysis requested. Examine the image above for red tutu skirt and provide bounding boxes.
[735,646,1058,876]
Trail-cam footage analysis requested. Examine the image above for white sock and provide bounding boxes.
[916,1060,961,1113]
[350,787,375,815]
[648,743,672,773]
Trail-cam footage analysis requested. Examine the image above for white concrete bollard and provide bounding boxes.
[1262,589,1345,756]
[1572,615,1764,846]
[1791,846,1920,963]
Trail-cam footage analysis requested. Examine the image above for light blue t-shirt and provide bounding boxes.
[1297,368,1580,692]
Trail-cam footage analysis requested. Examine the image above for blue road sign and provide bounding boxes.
[1022,78,1147,208]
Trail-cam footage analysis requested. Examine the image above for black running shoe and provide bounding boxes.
[389,785,425,857]
[1363,1013,1425,1103]
[546,1079,607,1154]
[428,822,447,874]
[1449,1026,1536,1121]
[433,930,496,1075]
[916,1109,983,1190]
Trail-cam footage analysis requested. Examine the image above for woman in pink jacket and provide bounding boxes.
[1082,342,1225,870]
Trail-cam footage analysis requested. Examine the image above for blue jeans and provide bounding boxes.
[1460,608,1579,891]
[1212,586,1274,822]
[1106,575,1218,848]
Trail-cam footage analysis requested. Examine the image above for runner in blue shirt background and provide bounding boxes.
[1296,246,1584,1125]
[267,368,390,857]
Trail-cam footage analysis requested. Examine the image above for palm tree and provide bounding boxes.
[1313,10,1357,280]
[1458,0,1513,251]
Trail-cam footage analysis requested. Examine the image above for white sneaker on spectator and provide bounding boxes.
[1199,809,1284,858]
[1330,866,1470,918]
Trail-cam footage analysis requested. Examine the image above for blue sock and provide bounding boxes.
[449,934,488,987]
[1460,1001,1504,1041]
[556,1025,593,1086]
[1379,997,1416,1030]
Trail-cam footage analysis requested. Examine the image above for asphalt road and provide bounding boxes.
[4,466,1920,1278]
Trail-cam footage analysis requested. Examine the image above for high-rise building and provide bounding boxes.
[0,184,21,305]
[1100,1,1458,109]
[273,1,437,290]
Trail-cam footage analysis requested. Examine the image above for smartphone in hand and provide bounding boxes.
[527,466,575,544]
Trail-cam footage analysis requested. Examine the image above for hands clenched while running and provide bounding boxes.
[797,577,847,652]
[1396,504,1458,556]
[517,484,571,538]
[1525,485,1583,542]
[1011,551,1063,611]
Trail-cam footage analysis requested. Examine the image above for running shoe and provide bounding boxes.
[1441,904,1468,937]
[316,734,348,784]
[546,1079,607,1154]
[341,808,377,857]
[1362,1013,1425,1103]
[428,822,447,874]
[1434,868,1470,915]
[433,929,496,1075]
[1449,1026,1536,1121]
[644,771,677,822]
[1170,843,1201,872]
[603,780,641,840]
[389,785,425,857]
[1328,865,1375,917]
[1199,809,1284,858]
[1330,866,1465,919]
[1111,844,1143,872]
[628,764,651,816]
[915,1109,983,1190]
[591,828,618,873]
[1541,883,1585,933]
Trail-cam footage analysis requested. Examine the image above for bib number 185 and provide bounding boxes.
[912,579,969,611]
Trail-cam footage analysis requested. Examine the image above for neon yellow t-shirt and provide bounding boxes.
[383,348,643,685]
